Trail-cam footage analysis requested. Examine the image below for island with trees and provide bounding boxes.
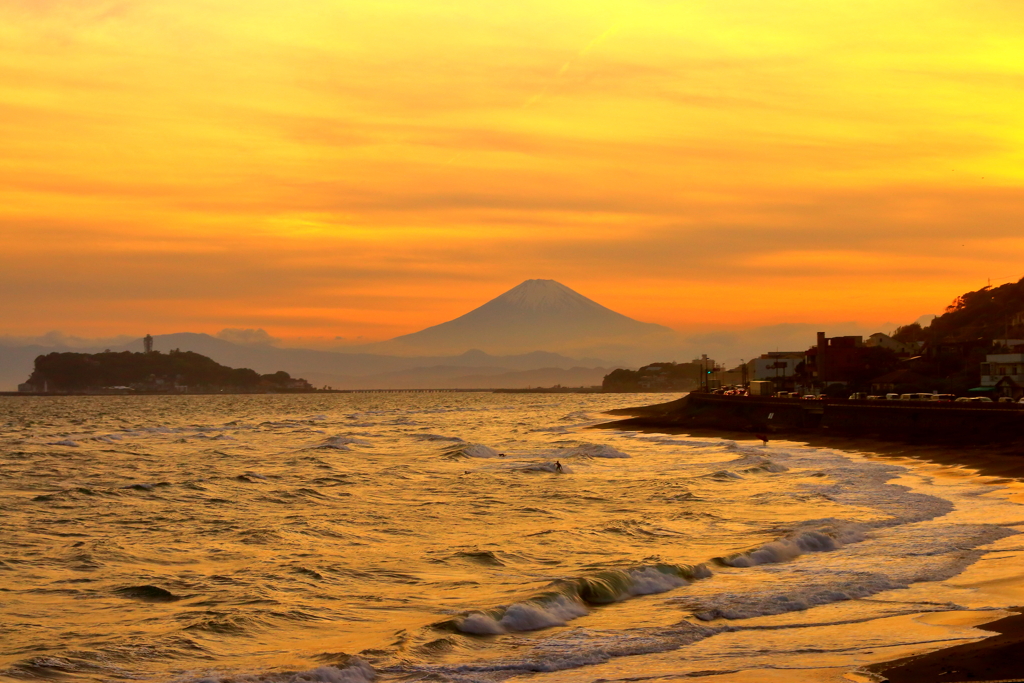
[18,349,314,394]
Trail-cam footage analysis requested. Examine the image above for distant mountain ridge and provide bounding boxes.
[362,279,678,358]
[0,280,681,390]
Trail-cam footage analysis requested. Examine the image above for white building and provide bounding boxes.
[749,352,804,381]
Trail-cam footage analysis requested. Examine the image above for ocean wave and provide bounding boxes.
[453,563,711,634]
[414,434,466,442]
[561,443,630,459]
[174,661,375,683]
[510,461,573,474]
[420,621,717,678]
[307,436,372,451]
[717,522,867,568]
[443,443,502,459]
[740,459,788,474]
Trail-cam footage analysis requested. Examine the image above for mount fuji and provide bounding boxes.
[362,279,680,360]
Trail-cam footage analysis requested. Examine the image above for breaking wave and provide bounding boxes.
[443,443,502,459]
[453,563,711,635]
[173,661,375,683]
[718,523,866,568]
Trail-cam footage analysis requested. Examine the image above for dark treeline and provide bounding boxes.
[894,276,1024,345]
[603,361,704,392]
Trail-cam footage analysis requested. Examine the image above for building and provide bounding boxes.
[749,352,805,381]
[980,352,1024,399]
[804,332,865,385]
[864,332,917,356]
[869,369,933,395]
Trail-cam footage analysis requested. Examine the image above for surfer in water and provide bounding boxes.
[755,434,769,447]
[555,461,563,473]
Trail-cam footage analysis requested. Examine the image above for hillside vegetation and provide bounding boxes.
[24,350,311,393]
[895,276,1024,345]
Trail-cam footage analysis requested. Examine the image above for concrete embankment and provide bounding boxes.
[599,393,1024,445]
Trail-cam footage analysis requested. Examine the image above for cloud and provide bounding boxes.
[215,328,281,346]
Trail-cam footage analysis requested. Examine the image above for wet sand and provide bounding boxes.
[594,416,1024,682]
[868,609,1024,682]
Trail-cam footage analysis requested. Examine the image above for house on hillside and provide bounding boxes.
[865,333,918,356]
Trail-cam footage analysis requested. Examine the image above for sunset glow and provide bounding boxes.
[3,0,1023,339]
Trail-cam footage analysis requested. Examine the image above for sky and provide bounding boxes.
[2,0,1023,343]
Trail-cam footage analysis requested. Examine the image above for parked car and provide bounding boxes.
[932,394,956,402]
[971,396,994,403]
[998,397,1015,403]
[849,392,868,400]
[866,395,884,400]
[885,393,900,400]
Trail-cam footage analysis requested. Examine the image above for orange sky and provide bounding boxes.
[2,0,1023,341]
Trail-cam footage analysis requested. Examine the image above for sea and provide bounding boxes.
[2,393,1024,683]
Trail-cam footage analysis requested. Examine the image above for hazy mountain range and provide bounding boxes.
[0,279,907,390]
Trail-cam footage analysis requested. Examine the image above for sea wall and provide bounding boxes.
[602,394,1024,445]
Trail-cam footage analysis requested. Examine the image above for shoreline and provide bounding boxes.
[594,411,1024,682]
[868,609,1024,682]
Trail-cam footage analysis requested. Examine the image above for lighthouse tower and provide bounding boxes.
[144,334,154,354]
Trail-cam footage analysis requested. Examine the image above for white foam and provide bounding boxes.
[458,612,506,635]
[458,595,590,635]
[442,620,716,676]
[500,595,589,631]
[725,524,866,568]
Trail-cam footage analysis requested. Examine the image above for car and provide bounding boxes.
[1020,397,1024,404]
[971,396,994,403]
[866,395,884,400]
[801,394,820,400]
[885,393,900,400]
[998,397,1015,403]
[955,397,971,402]
[932,394,956,402]
[849,392,868,400]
